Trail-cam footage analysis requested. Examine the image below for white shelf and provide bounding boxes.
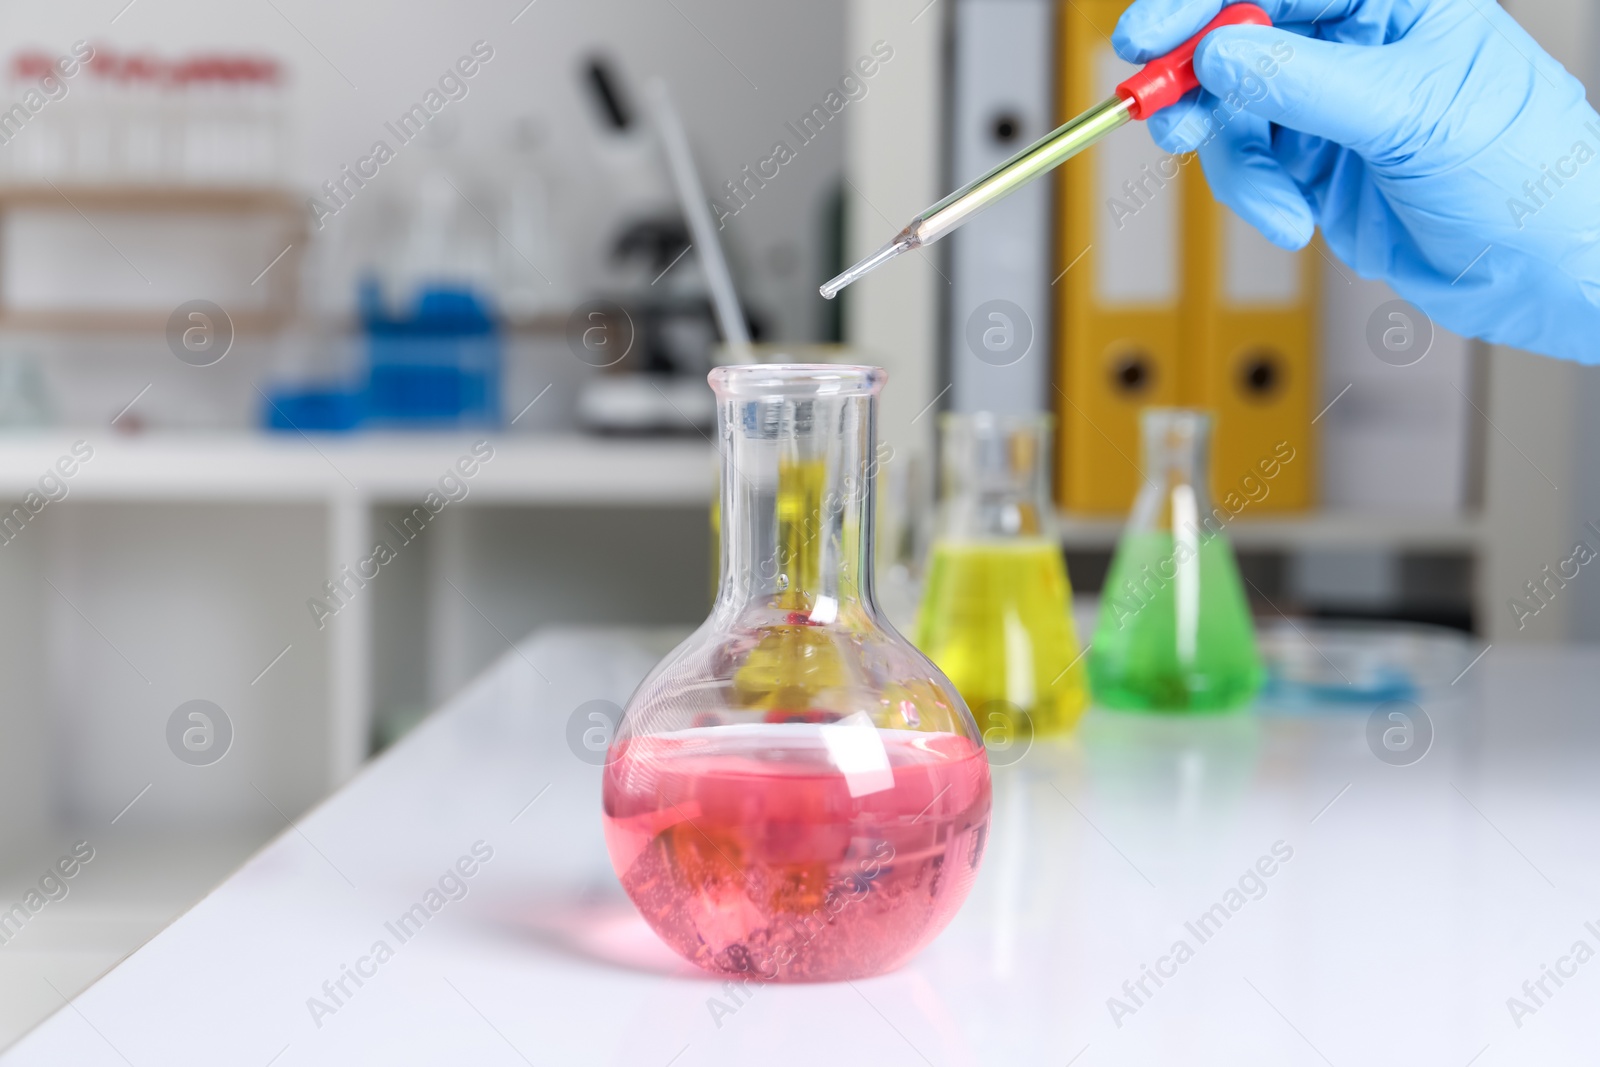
[0,433,716,505]
[0,431,1479,549]
[0,431,716,797]
[1060,509,1482,553]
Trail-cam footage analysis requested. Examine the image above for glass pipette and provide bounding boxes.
[820,3,1271,300]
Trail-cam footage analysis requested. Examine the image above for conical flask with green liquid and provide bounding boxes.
[1089,408,1263,712]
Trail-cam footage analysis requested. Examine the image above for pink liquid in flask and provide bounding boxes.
[603,723,991,981]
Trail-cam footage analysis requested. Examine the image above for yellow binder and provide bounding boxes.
[1056,0,1317,514]
[1057,0,1182,513]
[1183,176,1316,510]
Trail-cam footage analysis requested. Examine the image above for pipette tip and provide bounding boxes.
[819,232,917,300]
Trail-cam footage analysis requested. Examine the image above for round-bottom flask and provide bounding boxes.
[603,365,991,982]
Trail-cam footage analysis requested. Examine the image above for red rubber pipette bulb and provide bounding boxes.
[1115,3,1273,120]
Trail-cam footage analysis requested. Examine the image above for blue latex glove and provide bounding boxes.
[1113,0,1600,364]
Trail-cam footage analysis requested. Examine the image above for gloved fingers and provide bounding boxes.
[1193,25,1404,152]
[1142,84,1320,246]
[1113,0,1224,63]
[1112,0,1368,63]
[1144,88,1214,154]
[1194,109,1317,249]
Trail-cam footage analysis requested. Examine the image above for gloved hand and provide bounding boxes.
[1113,0,1600,364]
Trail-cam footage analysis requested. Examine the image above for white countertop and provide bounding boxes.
[5,628,1598,1065]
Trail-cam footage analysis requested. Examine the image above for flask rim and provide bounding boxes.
[708,363,886,399]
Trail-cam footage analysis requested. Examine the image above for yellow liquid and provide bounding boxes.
[731,457,857,714]
[915,539,1089,739]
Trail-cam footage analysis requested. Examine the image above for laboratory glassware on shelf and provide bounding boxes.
[499,117,567,319]
[603,364,991,982]
[1089,408,1264,712]
[3,48,285,186]
[0,352,54,428]
[916,412,1088,741]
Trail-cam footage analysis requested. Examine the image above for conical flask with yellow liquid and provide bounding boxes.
[916,413,1089,741]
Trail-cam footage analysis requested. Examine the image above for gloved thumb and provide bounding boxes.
[1193,25,1405,154]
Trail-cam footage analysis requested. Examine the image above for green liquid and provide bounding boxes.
[916,539,1089,738]
[1088,532,1263,712]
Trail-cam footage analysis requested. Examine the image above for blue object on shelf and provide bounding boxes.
[262,385,364,432]
[361,281,501,428]
[261,281,502,434]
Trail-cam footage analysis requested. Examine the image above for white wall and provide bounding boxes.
[1569,3,1600,642]
[1482,0,1600,643]
[1316,274,1473,514]
[843,0,947,466]
[0,532,49,854]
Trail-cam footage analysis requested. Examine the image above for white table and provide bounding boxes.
[5,628,1598,1066]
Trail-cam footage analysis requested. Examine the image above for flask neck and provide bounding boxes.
[1131,409,1215,532]
[714,386,884,620]
[936,413,1056,541]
